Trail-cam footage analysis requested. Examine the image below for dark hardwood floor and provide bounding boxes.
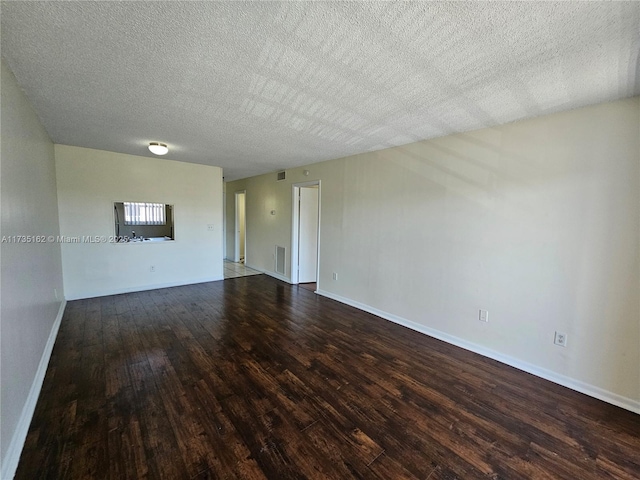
[16,275,640,479]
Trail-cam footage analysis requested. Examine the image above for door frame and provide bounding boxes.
[222,183,226,260]
[234,190,246,263]
[291,180,321,286]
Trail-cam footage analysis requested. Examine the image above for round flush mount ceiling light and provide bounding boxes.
[148,142,168,155]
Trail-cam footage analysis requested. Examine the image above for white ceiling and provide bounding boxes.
[2,2,639,181]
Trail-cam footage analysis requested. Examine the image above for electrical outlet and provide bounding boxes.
[554,331,567,347]
[150,265,155,273]
[54,288,59,301]
[332,272,338,280]
[207,224,214,231]
[479,309,489,322]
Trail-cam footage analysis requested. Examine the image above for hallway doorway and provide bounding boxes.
[234,191,246,263]
[291,181,320,288]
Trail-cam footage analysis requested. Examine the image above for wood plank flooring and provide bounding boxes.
[15,275,640,479]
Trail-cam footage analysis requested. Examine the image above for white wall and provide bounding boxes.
[1,59,65,476]
[226,97,640,412]
[55,145,224,299]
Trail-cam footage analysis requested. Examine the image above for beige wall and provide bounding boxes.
[56,145,224,299]
[1,60,65,474]
[226,97,640,411]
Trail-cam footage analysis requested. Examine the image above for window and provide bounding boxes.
[114,202,174,242]
[123,202,166,226]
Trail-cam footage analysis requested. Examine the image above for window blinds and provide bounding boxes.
[123,202,165,226]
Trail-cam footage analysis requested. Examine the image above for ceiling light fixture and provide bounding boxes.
[148,142,168,155]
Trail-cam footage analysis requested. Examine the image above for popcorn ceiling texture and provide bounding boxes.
[1,1,639,181]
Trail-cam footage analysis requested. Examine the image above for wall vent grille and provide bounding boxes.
[277,171,286,181]
[275,246,286,275]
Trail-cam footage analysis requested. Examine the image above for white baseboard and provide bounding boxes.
[244,264,292,284]
[65,276,224,300]
[316,289,640,415]
[1,300,67,480]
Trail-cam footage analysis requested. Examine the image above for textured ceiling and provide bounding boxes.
[1,2,639,181]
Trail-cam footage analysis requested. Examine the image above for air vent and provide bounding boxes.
[275,245,286,275]
[277,171,286,181]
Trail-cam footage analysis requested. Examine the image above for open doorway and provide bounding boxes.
[291,181,320,290]
[234,191,246,263]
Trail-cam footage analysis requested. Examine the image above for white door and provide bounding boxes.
[298,187,319,283]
